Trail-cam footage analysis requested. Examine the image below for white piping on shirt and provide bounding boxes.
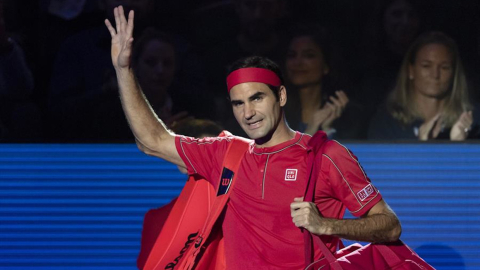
[323,154,361,206]
[333,140,370,185]
[253,133,306,155]
[322,152,379,214]
[262,155,270,199]
[179,136,232,174]
[180,139,197,173]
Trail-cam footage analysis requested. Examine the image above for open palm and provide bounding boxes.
[104,6,134,69]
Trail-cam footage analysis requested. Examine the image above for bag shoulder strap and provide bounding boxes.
[179,136,250,270]
[303,131,331,266]
[302,133,351,270]
[202,136,250,230]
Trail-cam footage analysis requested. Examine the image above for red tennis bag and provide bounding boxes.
[303,131,435,270]
[305,239,436,270]
[141,135,250,270]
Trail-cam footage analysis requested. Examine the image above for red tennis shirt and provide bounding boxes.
[175,131,382,269]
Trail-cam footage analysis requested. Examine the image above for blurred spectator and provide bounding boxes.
[47,0,155,141]
[368,31,480,141]
[0,0,42,141]
[358,0,424,116]
[137,118,223,270]
[131,28,214,126]
[283,25,367,139]
[34,0,106,99]
[131,28,182,125]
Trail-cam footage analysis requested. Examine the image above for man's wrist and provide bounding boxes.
[115,67,134,79]
[316,218,335,236]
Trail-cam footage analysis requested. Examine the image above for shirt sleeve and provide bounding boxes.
[175,134,231,188]
[317,140,382,217]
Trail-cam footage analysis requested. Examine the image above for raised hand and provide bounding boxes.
[450,111,473,141]
[104,6,134,70]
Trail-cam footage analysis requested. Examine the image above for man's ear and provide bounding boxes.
[279,86,287,107]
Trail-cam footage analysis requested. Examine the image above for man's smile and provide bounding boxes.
[246,119,263,129]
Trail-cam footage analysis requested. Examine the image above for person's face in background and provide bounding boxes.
[383,0,420,47]
[285,36,329,86]
[409,43,454,99]
[235,0,285,41]
[135,39,176,100]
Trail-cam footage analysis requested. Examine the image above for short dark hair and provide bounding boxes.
[226,56,284,100]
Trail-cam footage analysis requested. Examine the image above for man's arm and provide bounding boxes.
[104,6,184,167]
[290,198,401,243]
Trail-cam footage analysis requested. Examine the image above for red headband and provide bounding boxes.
[226,67,281,92]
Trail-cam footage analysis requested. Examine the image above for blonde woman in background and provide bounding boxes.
[368,31,479,141]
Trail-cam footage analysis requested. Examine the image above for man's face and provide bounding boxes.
[229,82,285,140]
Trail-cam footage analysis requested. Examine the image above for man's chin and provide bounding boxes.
[242,128,264,140]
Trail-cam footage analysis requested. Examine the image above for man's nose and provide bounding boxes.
[244,103,255,119]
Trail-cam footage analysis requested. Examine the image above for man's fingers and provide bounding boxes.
[114,7,121,32]
[291,205,311,218]
[290,202,303,210]
[119,6,128,32]
[290,202,309,212]
[104,19,116,37]
[126,10,135,37]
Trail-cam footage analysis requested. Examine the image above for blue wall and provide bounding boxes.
[0,143,479,269]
